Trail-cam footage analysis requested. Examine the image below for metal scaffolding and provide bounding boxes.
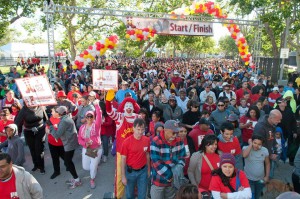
[43,1,262,73]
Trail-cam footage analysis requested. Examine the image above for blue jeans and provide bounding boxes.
[125,166,148,199]
[249,179,264,199]
[270,156,280,178]
[101,135,109,156]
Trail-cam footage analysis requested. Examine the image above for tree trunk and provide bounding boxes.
[139,41,155,57]
[264,22,279,58]
[66,26,76,60]
[296,50,300,72]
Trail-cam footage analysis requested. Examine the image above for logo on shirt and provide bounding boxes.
[144,147,148,152]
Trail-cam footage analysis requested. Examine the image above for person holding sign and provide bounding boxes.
[105,89,140,199]
[15,104,47,174]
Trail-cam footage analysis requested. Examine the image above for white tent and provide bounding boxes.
[0,42,48,58]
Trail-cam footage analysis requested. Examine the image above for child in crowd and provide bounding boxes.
[238,98,249,117]
[243,135,270,199]
[203,95,216,114]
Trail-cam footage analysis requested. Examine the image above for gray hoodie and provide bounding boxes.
[0,124,25,166]
[50,114,79,151]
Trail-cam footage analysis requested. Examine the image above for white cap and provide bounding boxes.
[222,82,229,87]
[89,91,97,97]
[272,87,279,91]
[173,71,179,75]
[250,77,255,81]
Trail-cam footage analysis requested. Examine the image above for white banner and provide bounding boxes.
[92,69,118,91]
[123,17,214,36]
[15,75,57,107]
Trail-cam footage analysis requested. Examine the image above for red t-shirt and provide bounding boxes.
[199,153,220,191]
[240,116,257,143]
[209,170,250,193]
[47,117,63,146]
[251,94,262,103]
[218,137,241,155]
[3,98,15,108]
[0,120,14,143]
[189,127,214,150]
[121,135,150,169]
[0,170,18,199]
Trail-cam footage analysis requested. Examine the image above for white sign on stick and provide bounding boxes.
[280,48,289,59]
[92,69,118,91]
[15,75,57,107]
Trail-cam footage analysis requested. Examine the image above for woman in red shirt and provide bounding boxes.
[188,135,220,196]
[209,153,251,199]
[10,103,21,120]
[239,106,260,147]
[46,107,65,179]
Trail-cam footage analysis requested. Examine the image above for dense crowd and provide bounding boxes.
[1,57,300,199]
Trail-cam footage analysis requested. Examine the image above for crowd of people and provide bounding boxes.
[1,57,300,199]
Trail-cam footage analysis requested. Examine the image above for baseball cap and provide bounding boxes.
[276,192,300,199]
[272,87,279,92]
[56,106,68,115]
[179,88,186,93]
[198,118,210,125]
[164,120,180,132]
[89,91,96,97]
[85,111,95,117]
[227,114,239,122]
[4,124,18,133]
[276,96,285,104]
[169,95,176,100]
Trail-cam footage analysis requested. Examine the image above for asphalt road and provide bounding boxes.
[22,143,115,199]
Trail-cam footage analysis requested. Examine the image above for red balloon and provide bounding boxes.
[95,42,101,46]
[96,46,101,51]
[88,46,93,50]
[84,50,88,55]
[247,54,251,57]
[79,54,84,58]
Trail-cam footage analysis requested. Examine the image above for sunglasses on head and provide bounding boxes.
[86,115,93,119]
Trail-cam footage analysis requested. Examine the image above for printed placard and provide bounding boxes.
[92,69,118,91]
[15,75,57,107]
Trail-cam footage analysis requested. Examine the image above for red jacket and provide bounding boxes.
[101,115,116,137]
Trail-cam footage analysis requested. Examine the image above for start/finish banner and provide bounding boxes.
[122,17,214,36]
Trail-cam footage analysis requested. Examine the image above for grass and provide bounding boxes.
[0,65,50,77]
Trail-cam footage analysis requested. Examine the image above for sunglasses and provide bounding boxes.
[192,106,199,108]
[218,104,225,107]
[86,115,94,119]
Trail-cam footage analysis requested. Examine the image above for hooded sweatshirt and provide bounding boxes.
[0,124,25,166]
[254,115,277,154]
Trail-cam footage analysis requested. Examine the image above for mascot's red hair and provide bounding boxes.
[105,91,140,199]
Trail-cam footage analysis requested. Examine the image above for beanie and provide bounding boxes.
[220,153,236,167]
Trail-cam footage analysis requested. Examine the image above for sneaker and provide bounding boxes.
[90,179,96,189]
[40,169,45,175]
[31,167,38,172]
[50,172,60,179]
[69,180,82,189]
[102,155,107,163]
[65,179,75,185]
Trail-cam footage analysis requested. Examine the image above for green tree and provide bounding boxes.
[227,0,300,69]
[0,0,43,40]
[218,35,238,56]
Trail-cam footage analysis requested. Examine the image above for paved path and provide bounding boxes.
[23,144,115,199]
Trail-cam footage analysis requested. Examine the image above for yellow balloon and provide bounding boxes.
[83,55,88,59]
[72,65,77,69]
[125,34,130,39]
[91,57,95,61]
[245,62,249,65]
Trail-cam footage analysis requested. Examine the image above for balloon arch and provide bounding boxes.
[73,1,254,70]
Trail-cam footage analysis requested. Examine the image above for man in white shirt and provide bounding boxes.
[218,83,236,101]
[199,83,216,104]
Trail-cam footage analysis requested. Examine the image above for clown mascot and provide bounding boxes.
[105,90,140,199]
